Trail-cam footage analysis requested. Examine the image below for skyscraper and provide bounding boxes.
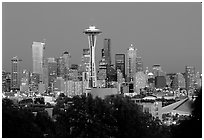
[194,72,202,89]
[127,44,137,82]
[20,69,30,92]
[136,57,143,72]
[11,56,22,91]
[57,56,64,77]
[2,70,11,92]
[47,58,58,89]
[83,25,102,88]
[82,48,90,73]
[134,71,147,94]
[81,48,90,90]
[152,64,165,77]
[56,51,71,79]
[42,58,49,89]
[32,41,45,82]
[103,38,111,66]
[185,66,195,91]
[98,58,107,81]
[115,54,125,78]
[177,73,186,89]
[63,51,71,70]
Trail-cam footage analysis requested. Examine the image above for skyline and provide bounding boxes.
[2,2,202,73]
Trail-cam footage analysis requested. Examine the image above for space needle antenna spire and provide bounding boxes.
[83,25,102,90]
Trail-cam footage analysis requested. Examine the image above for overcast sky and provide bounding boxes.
[2,2,202,73]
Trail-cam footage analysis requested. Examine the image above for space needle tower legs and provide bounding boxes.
[83,26,102,89]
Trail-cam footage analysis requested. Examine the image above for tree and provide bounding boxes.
[170,88,202,138]
[54,94,170,138]
[2,98,43,138]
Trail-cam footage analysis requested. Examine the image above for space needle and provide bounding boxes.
[83,25,102,89]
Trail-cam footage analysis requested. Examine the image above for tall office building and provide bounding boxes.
[47,58,58,88]
[152,64,165,77]
[56,51,70,79]
[127,44,137,82]
[136,57,143,72]
[57,56,64,77]
[115,54,125,78]
[177,73,186,89]
[82,48,90,73]
[20,69,30,92]
[103,38,111,66]
[194,72,202,89]
[134,71,147,94]
[81,48,90,90]
[185,66,195,91]
[155,76,166,89]
[83,25,102,88]
[32,41,45,82]
[106,65,117,82]
[11,56,22,91]
[63,51,71,72]
[53,77,65,92]
[2,71,11,92]
[98,58,107,81]
[42,58,49,89]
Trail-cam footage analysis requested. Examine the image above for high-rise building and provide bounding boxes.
[115,54,125,78]
[194,72,202,89]
[172,73,186,90]
[32,41,45,82]
[57,56,64,77]
[127,44,137,82]
[166,73,177,89]
[83,25,102,88]
[42,58,49,89]
[30,72,40,92]
[152,64,165,77]
[81,48,90,90]
[177,73,186,89]
[53,77,65,92]
[155,76,166,89]
[20,69,30,92]
[63,51,71,69]
[103,38,111,66]
[56,51,71,79]
[147,72,155,88]
[106,65,117,82]
[185,66,195,91]
[11,56,22,91]
[47,58,58,89]
[98,58,107,81]
[136,57,143,72]
[134,71,147,94]
[68,64,79,81]
[2,71,11,92]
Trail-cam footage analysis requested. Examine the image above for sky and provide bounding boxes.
[2,2,202,73]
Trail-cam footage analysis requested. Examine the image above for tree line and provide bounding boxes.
[2,88,202,138]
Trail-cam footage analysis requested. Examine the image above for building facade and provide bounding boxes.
[20,69,30,92]
[32,41,45,81]
[103,38,111,66]
[136,57,143,73]
[185,66,195,91]
[47,58,58,90]
[152,64,165,77]
[134,71,147,94]
[115,54,125,79]
[2,71,11,92]
[127,44,137,82]
[11,56,22,91]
